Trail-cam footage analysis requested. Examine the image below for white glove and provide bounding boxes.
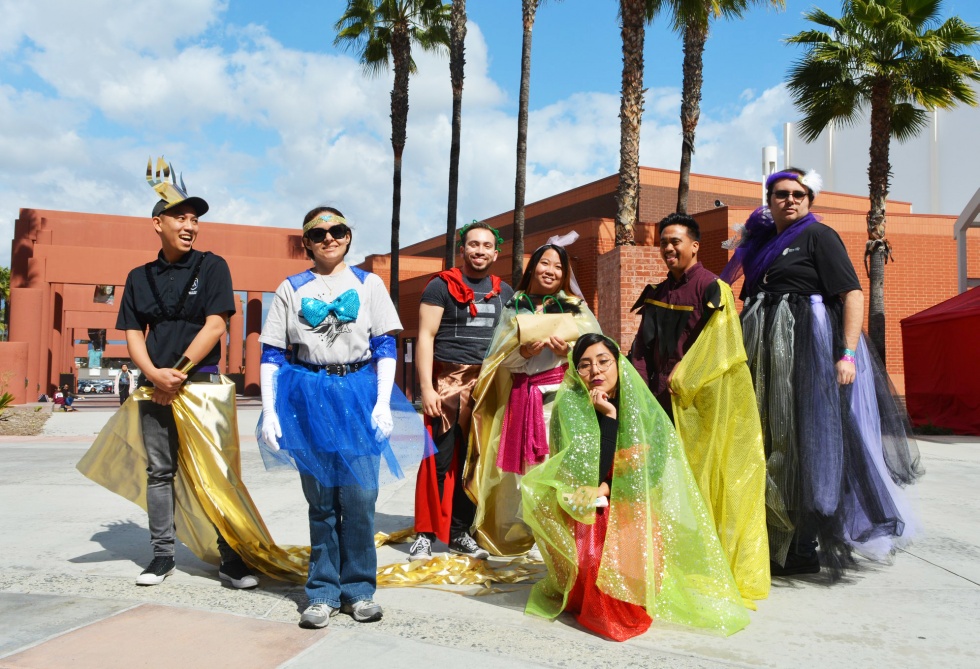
[260,362,282,451]
[371,357,395,441]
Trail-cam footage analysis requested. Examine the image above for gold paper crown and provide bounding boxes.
[146,156,190,206]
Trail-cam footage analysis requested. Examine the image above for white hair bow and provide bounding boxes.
[542,231,584,299]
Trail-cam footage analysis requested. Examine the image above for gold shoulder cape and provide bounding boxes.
[465,292,601,556]
[670,280,770,604]
[76,379,307,582]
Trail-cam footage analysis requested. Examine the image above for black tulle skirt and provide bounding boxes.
[741,292,923,578]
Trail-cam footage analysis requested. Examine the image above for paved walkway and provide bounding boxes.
[1,410,978,668]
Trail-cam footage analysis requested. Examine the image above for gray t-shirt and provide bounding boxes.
[260,267,402,365]
[421,273,513,365]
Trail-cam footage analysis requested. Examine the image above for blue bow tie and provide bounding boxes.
[301,290,360,327]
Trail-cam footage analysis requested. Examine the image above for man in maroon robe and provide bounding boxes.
[631,213,721,420]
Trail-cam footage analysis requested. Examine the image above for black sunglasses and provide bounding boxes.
[772,189,808,202]
[305,224,350,244]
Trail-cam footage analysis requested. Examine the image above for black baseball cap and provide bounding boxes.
[152,196,209,218]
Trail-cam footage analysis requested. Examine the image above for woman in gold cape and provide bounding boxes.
[522,334,749,641]
[465,244,601,556]
[77,380,308,583]
[669,280,770,605]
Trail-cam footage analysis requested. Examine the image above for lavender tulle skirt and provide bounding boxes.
[742,292,923,576]
[256,363,433,489]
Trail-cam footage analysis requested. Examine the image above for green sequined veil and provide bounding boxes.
[521,354,750,635]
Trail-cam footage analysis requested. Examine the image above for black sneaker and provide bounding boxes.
[408,534,433,562]
[219,558,260,589]
[136,555,175,586]
[448,533,489,560]
[771,553,821,577]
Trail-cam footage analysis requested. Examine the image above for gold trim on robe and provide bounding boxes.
[77,378,308,583]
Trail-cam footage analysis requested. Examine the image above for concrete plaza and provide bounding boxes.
[1,409,978,668]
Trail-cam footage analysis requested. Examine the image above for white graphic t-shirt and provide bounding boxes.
[259,267,402,366]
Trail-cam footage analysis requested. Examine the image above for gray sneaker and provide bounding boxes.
[299,603,337,629]
[449,533,490,560]
[341,599,383,623]
[408,534,433,562]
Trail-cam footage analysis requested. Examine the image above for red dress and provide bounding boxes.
[565,506,653,641]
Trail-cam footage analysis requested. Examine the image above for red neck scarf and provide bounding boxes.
[428,267,502,317]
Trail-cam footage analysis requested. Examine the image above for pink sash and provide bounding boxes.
[496,364,568,474]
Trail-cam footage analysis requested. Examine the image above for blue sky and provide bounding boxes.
[2,0,978,269]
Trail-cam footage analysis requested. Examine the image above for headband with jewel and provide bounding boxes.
[303,213,349,233]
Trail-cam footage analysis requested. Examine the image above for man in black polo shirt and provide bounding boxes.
[115,175,258,588]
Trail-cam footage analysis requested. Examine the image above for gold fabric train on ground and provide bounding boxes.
[375,528,545,589]
[77,384,540,591]
[77,378,308,583]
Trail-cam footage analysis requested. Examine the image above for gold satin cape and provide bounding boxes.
[670,281,771,604]
[465,293,601,556]
[76,379,308,583]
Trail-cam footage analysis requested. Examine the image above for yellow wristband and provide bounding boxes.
[174,356,196,374]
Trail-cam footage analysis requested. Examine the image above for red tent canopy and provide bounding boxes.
[901,288,980,435]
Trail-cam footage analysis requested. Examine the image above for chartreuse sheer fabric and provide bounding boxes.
[77,379,308,582]
[521,355,749,635]
[670,280,770,605]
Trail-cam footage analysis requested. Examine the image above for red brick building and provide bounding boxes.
[3,166,976,403]
[362,167,980,397]
[1,209,311,404]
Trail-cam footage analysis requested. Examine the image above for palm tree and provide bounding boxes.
[512,1,565,283]
[335,0,451,309]
[615,0,648,246]
[787,0,980,360]
[513,1,538,283]
[648,1,785,215]
[444,0,467,269]
[0,265,9,342]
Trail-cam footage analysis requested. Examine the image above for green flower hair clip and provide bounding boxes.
[456,220,504,252]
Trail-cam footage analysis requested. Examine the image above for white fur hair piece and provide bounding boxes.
[800,170,823,197]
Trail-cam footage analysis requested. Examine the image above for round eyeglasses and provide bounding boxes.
[576,357,615,375]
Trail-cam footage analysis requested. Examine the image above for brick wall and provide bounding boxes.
[596,245,666,347]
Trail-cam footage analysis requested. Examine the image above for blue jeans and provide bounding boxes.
[300,472,379,608]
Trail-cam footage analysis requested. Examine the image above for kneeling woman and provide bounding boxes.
[257,206,430,629]
[522,333,748,641]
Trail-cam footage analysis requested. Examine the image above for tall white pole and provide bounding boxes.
[825,124,835,192]
[762,146,778,205]
[930,109,940,214]
[784,122,793,169]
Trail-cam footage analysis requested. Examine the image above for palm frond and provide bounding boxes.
[888,102,928,142]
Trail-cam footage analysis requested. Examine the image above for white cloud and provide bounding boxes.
[0,4,800,272]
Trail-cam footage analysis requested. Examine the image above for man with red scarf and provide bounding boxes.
[410,222,514,561]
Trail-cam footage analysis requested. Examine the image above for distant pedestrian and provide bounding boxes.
[61,384,78,412]
[114,364,135,405]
